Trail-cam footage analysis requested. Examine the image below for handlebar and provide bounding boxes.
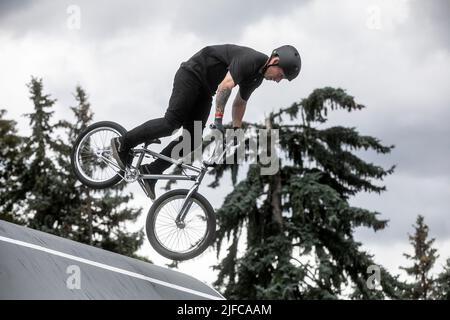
[203,123,241,166]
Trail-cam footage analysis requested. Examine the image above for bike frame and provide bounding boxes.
[108,138,237,225]
[132,146,207,224]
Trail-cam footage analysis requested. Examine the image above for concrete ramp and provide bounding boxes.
[0,220,224,300]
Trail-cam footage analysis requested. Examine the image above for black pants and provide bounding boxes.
[122,67,212,174]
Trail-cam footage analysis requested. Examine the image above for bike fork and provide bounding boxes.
[175,169,206,225]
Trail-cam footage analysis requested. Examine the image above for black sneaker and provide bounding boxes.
[140,164,157,200]
[111,137,130,169]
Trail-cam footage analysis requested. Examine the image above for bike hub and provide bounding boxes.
[95,148,104,163]
[176,221,186,229]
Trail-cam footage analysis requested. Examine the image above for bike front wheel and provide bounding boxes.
[146,189,216,261]
[71,121,126,189]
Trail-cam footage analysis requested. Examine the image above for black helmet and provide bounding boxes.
[271,45,301,81]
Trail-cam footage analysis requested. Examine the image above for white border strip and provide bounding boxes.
[0,235,224,300]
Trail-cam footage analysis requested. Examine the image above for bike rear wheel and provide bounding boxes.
[146,189,216,261]
[71,121,126,189]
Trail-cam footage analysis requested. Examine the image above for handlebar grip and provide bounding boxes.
[209,123,217,129]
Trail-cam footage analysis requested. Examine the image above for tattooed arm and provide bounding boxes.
[232,89,247,128]
[214,71,235,132]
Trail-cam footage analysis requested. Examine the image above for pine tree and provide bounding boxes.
[53,85,94,240]
[433,259,450,300]
[205,87,406,299]
[401,215,439,299]
[20,77,63,232]
[0,109,26,223]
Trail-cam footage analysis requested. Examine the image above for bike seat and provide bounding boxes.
[144,138,161,147]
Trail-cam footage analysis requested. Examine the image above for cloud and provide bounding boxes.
[0,0,309,41]
[171,0,309,41]
[405,0,450,51]
[359,238,450,279]
[353,173,450,240]
[0,0,173,39]
[0,0,32,17]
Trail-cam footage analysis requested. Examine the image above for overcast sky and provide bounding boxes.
[1,0,449,285]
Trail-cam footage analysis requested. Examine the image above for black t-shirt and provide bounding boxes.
[180,44,268,101]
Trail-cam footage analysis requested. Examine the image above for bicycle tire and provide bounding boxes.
[71,121,127,189]
[146,189,216,261]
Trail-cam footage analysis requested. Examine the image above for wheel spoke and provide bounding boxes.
[152,195,211,255]
[75,126,122,183]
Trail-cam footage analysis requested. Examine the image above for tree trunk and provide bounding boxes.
[266,116,283,230]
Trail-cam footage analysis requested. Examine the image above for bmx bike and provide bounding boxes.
[71,121,235,261]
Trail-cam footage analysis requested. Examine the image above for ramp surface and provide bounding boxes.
[0,220,224,300]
